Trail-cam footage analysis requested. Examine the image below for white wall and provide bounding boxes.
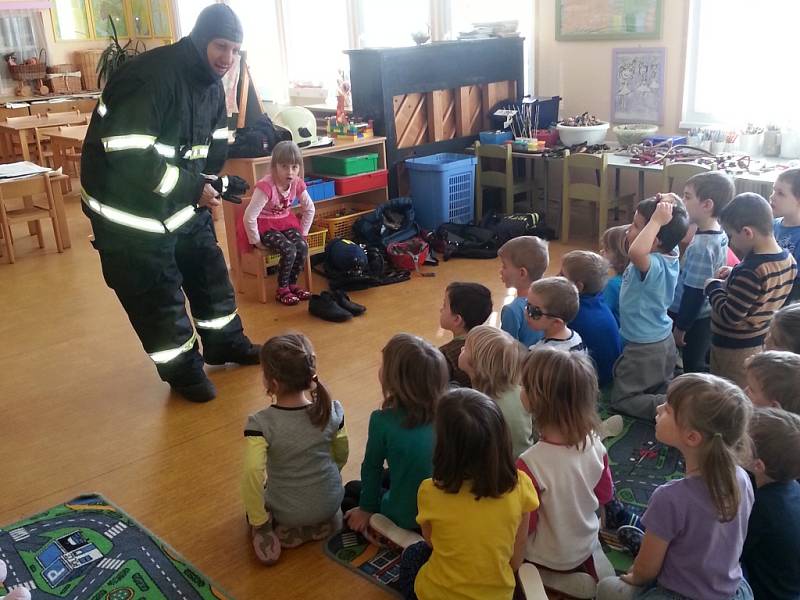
[534,0,689,134]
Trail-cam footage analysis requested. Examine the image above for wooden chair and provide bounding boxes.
[561,151,636,242]
[34,124,63,167]
[474,141,536,218]
[46,109,81,119]
[0,173,64,263]
[5,114,42,161]
[662,160,711,193]
[224,195,324,303]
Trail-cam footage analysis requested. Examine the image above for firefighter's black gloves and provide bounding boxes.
[207,175,249,204]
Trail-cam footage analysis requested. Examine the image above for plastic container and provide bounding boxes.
[479,130,513,145]
[328,169,388,196]
[556,122,609,146]
[643,135,688,146]
[314,202,376,239]
[311,152,378,176]
[489,96,561,131]
[304,177,335,202]
[405,153,477,229]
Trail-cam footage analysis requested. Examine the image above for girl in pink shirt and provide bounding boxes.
[243,141,315,305]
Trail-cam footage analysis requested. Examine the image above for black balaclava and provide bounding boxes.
[188,4,243,82]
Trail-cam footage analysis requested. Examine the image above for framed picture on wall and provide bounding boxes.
[611,47,665,124]
[556,0,662,41]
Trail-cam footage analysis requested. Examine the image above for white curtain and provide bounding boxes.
[0,9,48,95]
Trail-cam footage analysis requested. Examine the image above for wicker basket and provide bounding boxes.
[264,226,327,266]
[46,70,83,94]
[314,202,375,240]
[76,49,103,91]
[8,49,47,81]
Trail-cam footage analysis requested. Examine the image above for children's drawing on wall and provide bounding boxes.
[611,47,665,124]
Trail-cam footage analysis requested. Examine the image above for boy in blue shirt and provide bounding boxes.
[771,167,800,302]
[610,197,689,420]
[742,407,800,600]
[561,250,622,387]
[497,236,549,347]
[668,172,735,373]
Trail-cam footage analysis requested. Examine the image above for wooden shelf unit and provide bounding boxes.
[220,136,389,288]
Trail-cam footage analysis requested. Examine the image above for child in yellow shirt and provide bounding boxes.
[397,388,539,600]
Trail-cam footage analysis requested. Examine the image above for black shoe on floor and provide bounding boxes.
[204,340,262,366]
[170,377,217,403]
[309,292,353,322]
[332,289,366,316]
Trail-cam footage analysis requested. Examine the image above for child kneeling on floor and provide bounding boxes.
[243,140,315,306]
[397,388,539,600]
[610,197,689,420]
[241,333,348,565]
[516,346,616,599]
[597,373,754,600]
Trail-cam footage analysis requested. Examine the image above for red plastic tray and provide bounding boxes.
[327,169,388,196]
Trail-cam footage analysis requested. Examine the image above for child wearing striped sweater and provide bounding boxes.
[705,193,797,387]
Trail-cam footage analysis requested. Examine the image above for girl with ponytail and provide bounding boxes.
[597,373,755,600]
[241,333,348,566]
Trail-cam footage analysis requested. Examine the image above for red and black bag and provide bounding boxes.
[386,237,433,276]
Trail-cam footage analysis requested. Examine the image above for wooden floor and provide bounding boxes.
[0,195,595,599]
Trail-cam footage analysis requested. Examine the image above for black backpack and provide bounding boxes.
[479,212,556,243]
[227,114,292,158]
[353,197,420,249]
[316,241,410,291]
[431,222,500,260]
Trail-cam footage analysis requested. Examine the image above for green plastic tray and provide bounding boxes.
[311,152,378,176]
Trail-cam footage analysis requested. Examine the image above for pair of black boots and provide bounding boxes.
[309,289,366,322]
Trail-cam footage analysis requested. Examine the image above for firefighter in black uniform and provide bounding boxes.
[81,5,258,403]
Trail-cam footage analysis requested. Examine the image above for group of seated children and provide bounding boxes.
[238,167,800,600]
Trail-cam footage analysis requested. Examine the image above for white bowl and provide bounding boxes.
[556,122,610,147]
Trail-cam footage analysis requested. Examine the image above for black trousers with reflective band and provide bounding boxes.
[90,209,243,385]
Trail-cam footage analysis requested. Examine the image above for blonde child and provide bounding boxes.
[516,346,616,598]
[458,325,533,457]
[600,225,630,324]
[242,333,348,565]
[438,282,493,387]
[344,334,449,534]
[398,388,539,600]
[498,236,549,347]
[771,167,800,301]
[243,140,315,305]
[597,373,754,600]
[705,193,797,386]
[744,351,800,414]
[765,299,800,354]
[526,277,586,352]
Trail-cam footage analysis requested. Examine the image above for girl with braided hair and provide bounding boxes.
[241,333,349,565]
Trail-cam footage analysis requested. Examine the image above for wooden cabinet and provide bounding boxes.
[346,38,524,195]
[52,0,173,41]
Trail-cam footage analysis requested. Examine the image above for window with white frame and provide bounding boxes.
[283,0,350,103]
[682,0,800,128]
[173,0,532,103]
[445,0,533,94]
[355,0,431,49]
[0,10,47,95]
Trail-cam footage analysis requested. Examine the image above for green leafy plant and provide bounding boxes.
[96,15,145,88]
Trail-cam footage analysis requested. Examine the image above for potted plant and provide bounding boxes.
[96,15,144,88]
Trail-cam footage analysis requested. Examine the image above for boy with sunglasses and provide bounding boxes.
[609,197,689,420]
[526,276,587,353]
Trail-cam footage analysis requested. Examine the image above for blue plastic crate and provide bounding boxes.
[479,130,513,145]
[405,153,477,230]
[304,177,335,202]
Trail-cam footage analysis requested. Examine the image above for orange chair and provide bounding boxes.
[222,195,326,303]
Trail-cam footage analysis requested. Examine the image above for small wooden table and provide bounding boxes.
[0,113,89,163]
